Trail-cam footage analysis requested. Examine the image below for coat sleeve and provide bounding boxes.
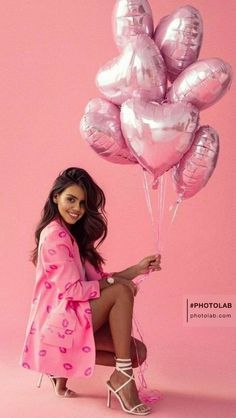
[99,269,116,279]
[84,259,115,281]
[40,227,100,302]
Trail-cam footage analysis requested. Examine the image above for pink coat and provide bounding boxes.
[19,217,111,378]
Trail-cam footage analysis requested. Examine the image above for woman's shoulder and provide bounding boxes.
[40,218,74,244]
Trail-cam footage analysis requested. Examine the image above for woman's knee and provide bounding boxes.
[131,339,147,367]
[114,282,134,301]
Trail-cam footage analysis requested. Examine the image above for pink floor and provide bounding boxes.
[1,347,235,418]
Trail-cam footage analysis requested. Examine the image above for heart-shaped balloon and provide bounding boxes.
[172,125,219,199]
[120,98,199,183]
[154,5,203,82]
[80,97,137,165]
[167,58,233,110]
[112,0,154,50]
[96,34,167,106]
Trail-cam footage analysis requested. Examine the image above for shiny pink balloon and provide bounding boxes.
[112,0,154,49]
[172,125,219,199]
[96,34,167,106]
[154,5,203,82]
[80,97,137,165]
[167,58,233,110]
[120,98,199,184]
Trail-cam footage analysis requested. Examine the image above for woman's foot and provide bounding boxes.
[109,368,150,414]
[50,377,78,397]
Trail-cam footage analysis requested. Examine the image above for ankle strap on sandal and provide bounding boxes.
[115,357,133,372]
[113,357,135,393]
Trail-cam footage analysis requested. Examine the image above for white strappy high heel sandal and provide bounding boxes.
[106,358,151,415]
[36,373,79,398]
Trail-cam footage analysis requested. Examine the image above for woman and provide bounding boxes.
[19,167,161,415]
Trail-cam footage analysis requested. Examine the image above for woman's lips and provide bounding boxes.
[68,212,80,220]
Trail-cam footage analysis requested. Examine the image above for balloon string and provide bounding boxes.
[136,170,169,403]
[142,169,156,238]
[132,313,163,404]
[132,314,148,390]
[169,192,184,225]
[142,169,166,254]
[169,199,180,225]
[137,169,166,286]
[137,171,182,403]
[137,170,153,286]
[157,173,166,253]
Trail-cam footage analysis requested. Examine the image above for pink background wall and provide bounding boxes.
[0,1,235,416]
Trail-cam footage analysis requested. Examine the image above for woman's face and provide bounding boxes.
[53,184,86,226]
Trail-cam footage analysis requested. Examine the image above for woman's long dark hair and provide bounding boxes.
[30,167,108,271]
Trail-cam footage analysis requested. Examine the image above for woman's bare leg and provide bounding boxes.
[89,283,150,413]
[94,321,147,368]
[90,283,134,357]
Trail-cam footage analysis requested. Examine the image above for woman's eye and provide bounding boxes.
[67,197,75,203]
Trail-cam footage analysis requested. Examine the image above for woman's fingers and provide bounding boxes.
[149,266,161,272]
[148,254,159,262]
[150,261,161,268]
[149,260,161,268]
[148,254,161,264]
[149,256,162,271]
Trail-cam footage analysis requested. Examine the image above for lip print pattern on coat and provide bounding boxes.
[39,350,47,356]
[19,219,113,378]
[82,346,91,353]
[63,363,73,370]
[84,367,92,376]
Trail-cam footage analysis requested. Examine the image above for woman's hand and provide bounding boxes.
[136,254,161,275]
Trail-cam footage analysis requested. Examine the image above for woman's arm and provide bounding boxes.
[112,264,139,281]
[112,254,161,281]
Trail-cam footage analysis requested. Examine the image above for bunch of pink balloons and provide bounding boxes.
[80,0,232,200]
